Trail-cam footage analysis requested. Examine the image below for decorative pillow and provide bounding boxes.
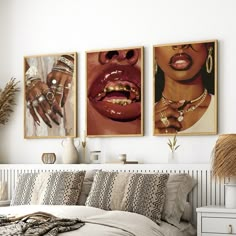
[11,171,85,206]
[85,171,169,224]
[161,174,196,228]
[77,170,97,205]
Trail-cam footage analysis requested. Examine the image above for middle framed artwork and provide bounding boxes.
[86,46,144,137]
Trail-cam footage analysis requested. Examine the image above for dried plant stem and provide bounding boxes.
[0,78,20,125]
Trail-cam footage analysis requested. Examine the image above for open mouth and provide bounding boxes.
[88,64,141,121]
[169,53,192,71]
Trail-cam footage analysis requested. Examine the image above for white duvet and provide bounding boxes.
[0,205,196,236]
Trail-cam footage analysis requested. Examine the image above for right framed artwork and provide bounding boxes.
[153,40,218,135]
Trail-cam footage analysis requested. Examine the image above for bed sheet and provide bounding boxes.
[0,205,196,236]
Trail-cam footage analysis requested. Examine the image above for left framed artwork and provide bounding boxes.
[24,52,77,139]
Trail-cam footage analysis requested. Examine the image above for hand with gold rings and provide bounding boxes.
[154,102,184,134]
[47,54,74,107]
[26,80,63,128]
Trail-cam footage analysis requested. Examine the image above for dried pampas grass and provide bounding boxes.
[0,78,20,125]
[212,134,236,178]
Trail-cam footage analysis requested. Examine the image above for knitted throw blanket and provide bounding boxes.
[0,211,85,236]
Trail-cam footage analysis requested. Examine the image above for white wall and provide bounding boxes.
[0,0,236,164]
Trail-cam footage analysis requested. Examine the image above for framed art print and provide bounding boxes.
[86,46,143,137]
[24,52,77,139]
[153,40,217,135]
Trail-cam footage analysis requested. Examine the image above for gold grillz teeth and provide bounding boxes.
[107,99,132,106]
[104,84,136,93]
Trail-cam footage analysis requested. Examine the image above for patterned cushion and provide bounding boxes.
[85,171,169,224]
[11,171,85,206]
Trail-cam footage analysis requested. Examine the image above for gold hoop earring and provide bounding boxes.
[155,63,159,75]
[206,47,213,74]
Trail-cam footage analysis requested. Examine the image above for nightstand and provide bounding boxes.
[197,205,236,235]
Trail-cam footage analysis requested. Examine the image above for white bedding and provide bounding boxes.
[0,205,196,236]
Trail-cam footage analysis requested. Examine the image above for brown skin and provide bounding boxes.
[87,49,142,136]
[154,43,212,134]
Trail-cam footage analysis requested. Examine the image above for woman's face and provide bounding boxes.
[87,48,142,136]
[155,43,208,81]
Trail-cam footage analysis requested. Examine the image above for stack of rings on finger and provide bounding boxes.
[160,111,169,127]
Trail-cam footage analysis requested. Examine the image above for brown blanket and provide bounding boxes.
[0,211,84,236]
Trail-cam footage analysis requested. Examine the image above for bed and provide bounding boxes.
[0,164,224,236]
[0,205,196,236]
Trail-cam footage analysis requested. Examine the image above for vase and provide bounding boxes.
[61,137,79,164]
[168,151,177,163]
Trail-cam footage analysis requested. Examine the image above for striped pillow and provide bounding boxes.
[85,171,169,224]
[11,171,85,206]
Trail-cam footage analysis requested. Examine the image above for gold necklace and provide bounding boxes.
[161,89,207,122]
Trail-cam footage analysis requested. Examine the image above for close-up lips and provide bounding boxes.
[88,64,141,121]
[169,53,193,71]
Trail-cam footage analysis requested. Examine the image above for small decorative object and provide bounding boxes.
[118,154,127,163]
[0,181,8,200]
[167,135,180,163]
[41,153,56,164]
[90,151,101,164]
[0,78,20,125]
[212,134,236,208]
[61,137,80,164]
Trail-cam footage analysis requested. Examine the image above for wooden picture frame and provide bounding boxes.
[153,40,217,135]
[86,46,143,137]
[24,52,77,139]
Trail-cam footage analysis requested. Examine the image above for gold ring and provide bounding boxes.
[38,95,45,102]
[65,83,72,89]
[51,79,57,85]
[47,109,52,115]
[56,86,63,92]
[46,91,55,101]
[160,111,169,127]
[177,110,184,122]
[32,99,39,107]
